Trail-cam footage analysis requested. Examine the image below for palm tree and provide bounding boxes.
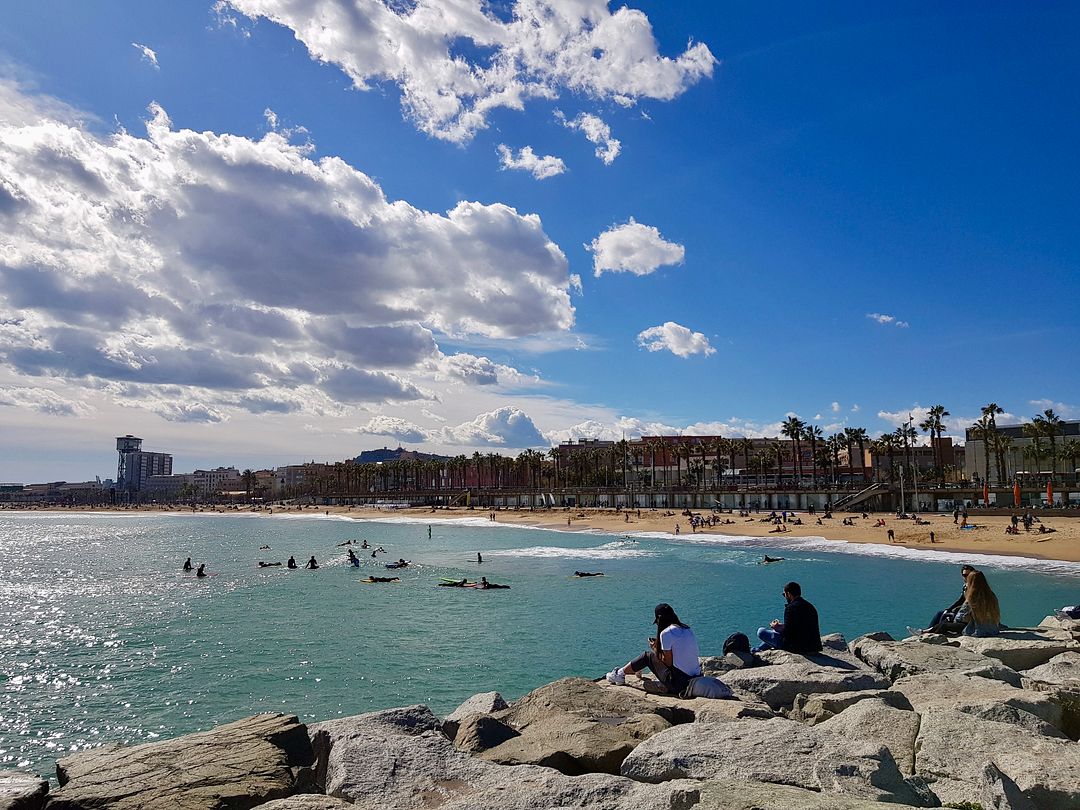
[992,433,1014,484]
[242,468,255,499]
[804,425,823,487]
[781,417,805,485]
[1022,423,1045,483]
[919,405,950,485]
[1061,439,1080,485]
[971,416,996,486]
[1036,409,1063,483]
[827,434,844,486]
[848,427,870,482]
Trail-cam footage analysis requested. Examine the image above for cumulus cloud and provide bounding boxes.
[0,89,578,422]
[222,0,715,144]
[547,414,793,444]
[438,353,534,386]
[132,42,159,69]
[352,415,429,443]
[1029,399,1080,419]
[636,322,714,358]
[557,110,621,164]
[496,144,566,180]
[586,219,684,277]
[354,406,548,448]
[866,313,909,328]
[0,385,95,417]
[831,401,841,413]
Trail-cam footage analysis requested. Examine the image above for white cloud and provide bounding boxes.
[586,219,685,277]
[0,88,579,424]
[0,385,95,417]
[1029,399,1080,419]
[353,406,547,448]
[636,322,714,358]
[496,144,566,180]
[352,415,429,443]
[436,352,536,387]
[132,42,160,70]
[851,404,861,413]
[831,401,841,413]
[222,0,715,144]
[557,110,621,164]
[263,107,279,129]
[866,313,909,328]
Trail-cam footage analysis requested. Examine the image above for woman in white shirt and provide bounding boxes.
[607,603,702,695]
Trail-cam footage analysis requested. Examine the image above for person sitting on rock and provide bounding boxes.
[753,581,822,654]
[911,564,974,635]
[606,603,702,695]
[961,570,1001,637]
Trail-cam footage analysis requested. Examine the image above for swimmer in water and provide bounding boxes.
[258,561,282,567]
[196,564,207,578]
[477,552,483,564]
[760,555,785,564]
[347,549,359,566]
[183,557,193,572]
[361,540,369,549]
[363,576,400,583]
[287,556,297,569]
[573,571,604,577]
[306,556,319,569]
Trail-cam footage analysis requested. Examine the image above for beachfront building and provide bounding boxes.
[116,436,172,495]
[964,420,1080,487]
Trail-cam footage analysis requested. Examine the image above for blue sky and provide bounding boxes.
[1,1,1078,481]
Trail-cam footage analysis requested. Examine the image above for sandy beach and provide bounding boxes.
[17,503,1080,564]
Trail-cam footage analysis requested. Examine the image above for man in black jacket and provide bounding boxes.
[754,581,822,653]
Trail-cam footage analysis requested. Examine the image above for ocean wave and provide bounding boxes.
[487,541,657,560]
[627,530,1080,576]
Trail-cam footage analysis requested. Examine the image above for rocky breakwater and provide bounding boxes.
[3,614,1079,810]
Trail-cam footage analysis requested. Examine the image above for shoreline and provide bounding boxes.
[8,503,1080,570]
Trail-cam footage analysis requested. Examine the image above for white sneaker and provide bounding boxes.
[906,626,924,637]
[606,667,625,685]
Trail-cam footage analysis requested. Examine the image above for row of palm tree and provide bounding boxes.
[970,405,1077,486]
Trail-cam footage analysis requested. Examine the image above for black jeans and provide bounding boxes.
[629,651,692,695]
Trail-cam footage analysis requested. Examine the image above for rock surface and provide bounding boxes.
[850,634,1021,685]
[620,707,932,806]
[720,655,890,709]
[0,772,48,810]
[790,689,912,725]
[311,703,702,810]
[694,779,922,809]
[46,713,312,810]
[888,672,1066,735]
[915,707,1080,809]
[1022,650,1080,685]
[442,691,509,740]
[956,628,1079,671]
[252,798,351,810]
[452,713,520,754]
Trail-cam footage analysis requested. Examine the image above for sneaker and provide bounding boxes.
[605,667,625,686]
[906,626,924,637]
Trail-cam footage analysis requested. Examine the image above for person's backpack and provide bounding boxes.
[681,675,733,700]
[722,632,751,655]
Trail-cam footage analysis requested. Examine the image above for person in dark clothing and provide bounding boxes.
[753,581,821,653]
[908,564,976,635]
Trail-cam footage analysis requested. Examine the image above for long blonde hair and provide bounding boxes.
[965,570,1000,626]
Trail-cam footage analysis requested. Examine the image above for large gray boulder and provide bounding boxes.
[310,703,702,810]
[46,713,313,810]
[888,672,1066,735]
[452,713,520,754]
[1022,650,1080,686]
[442,691,509,739]
[720,655,890,709]
[956,628,1079,671]
[620,706,933,806]
[694,779,924,809]
[252,799,351,810]
[496,677,690,728]
[816,699,921,776]
[915,707,1080,809]
[0,772,48,810]
[849,634,1021,685]
[790,689,913,725]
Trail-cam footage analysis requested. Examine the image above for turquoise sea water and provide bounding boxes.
[2,510,1079,779]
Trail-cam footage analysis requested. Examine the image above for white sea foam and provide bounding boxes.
[487,541,657,560]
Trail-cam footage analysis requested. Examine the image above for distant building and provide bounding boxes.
[116,436,172,494]
[964,420,1080,484]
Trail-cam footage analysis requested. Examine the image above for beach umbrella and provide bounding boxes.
[1047,480,1053,505]
[983,482,989,505]
[1013,481,1021,507]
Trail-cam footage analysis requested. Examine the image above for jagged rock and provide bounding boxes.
[479,712,668,775]
[452,714,519,753]
[1017,680,1080,741]
[498,677,691,727]
[442,691,508,739]
[816,699,921,776]
[956,628,1079,671]
[46,713,312,810]
[790,689,913,725]
[889,673,1066,735]
[252,799,351,810]
[719,654,890,709]
[849,634,1021,685]
[311,703,703,810]
[694,779,924,809]
[1038,615,1080,639]
[1021,650,1080,685]
[915,707,1080,809]
[821,633,848,651]
[0,772,48,810]
[620,709,933,806]
[628,688,776,724]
